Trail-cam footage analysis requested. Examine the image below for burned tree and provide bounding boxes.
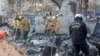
[51,0,63,10]
[69,1,76,15]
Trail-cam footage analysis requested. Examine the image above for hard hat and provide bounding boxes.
[0,32,6,40]
[74,14,85,21]
[75,14,84,18]
[52,16,57,20]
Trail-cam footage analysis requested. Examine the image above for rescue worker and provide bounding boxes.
[49,19,56,36]
[69,14,89,56]
[50,14,60,35]
[20,16,30,42]
[11,15,21,40]
[48,14,61,36]
[55,20,61,34]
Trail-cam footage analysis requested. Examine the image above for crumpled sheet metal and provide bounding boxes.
[0,40,27,56]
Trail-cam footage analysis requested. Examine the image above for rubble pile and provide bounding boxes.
[0,40,27,56]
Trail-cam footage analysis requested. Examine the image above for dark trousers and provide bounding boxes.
[49,29,55,37]
[23,31,29,40]
[55,37,61,47]
[45,29,55,37]
[73,44,89,56]
[14,29,21,40]
[44,30,48,36]
[44,29,51,37]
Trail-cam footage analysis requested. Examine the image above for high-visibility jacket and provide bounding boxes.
[20,18,30,31]
[55,21,61,34]
[11,20,21,29]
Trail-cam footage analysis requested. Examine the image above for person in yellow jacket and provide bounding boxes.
[55,20,61,34]
[51,13,62,35]
[20,16,30,41]
[11,16,22,40]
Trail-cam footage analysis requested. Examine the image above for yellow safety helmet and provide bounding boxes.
[52,16,57,20]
